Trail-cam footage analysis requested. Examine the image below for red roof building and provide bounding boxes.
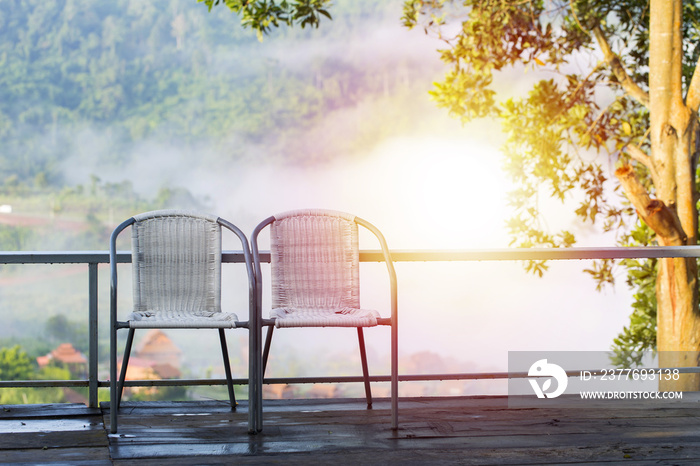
[36,343,88,378]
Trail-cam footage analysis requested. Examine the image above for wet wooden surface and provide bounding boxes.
[0,403,110,464]
[1,395,700,464]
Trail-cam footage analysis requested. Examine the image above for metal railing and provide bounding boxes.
[1,246,700,407]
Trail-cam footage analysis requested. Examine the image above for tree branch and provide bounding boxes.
[686,53,700,112]
[569,0,585,33]
[593,27,650,108]
[615,165,686,245]
[625,143,659,185]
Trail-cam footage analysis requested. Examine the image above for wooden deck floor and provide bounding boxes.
[1,395,700,464]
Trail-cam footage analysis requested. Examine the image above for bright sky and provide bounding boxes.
[216,134,511,249]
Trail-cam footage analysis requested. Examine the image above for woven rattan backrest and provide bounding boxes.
[131,210,222,313]
[270,210,360,310]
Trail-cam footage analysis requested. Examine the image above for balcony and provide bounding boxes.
[1,247,700,463]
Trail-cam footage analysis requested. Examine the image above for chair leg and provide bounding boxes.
[219,329,236,410]
[249,312,262,434]
[254,321,265,433]
[117,328,135,408]
[262,325,275,375]
[109,325,118,434]
[357,328,373,408]
[391,321,398,431]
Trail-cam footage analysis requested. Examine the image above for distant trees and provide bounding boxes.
[0,346,32,380]
[0,225,33,251]
[45,315,88,353]
[0,0,402,189]
[0,345,70,404]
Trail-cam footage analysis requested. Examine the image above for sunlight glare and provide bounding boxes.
[360,136,511,248]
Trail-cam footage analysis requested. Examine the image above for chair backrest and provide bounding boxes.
[270,209,360,310]
[130,210,222,314]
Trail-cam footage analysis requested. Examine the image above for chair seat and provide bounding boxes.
[128,310,239,328]
[270,307,381,328]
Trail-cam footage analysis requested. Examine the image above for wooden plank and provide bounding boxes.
[0,430,107,450]
[0,416,103,434]
[0,447,111,464]
[0,403,99,419]
[0,402,109,465]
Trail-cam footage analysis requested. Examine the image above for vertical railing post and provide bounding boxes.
[88,262,99,408]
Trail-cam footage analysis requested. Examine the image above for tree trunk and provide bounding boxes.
[650,0,700,391]
[657,257,700,391]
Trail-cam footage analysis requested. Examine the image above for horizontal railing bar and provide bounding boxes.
[0,251,251,264]
[0,251,113,264]
[264,367,700,383]
[376,246,700,262]
[3,246,700,265]
[0,380,89,388]
[7,366,699,389]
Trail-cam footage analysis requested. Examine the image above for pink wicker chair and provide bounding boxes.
[250,209,398,432]
[109,210,256,434]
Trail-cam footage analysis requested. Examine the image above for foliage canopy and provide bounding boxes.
[402,0,700,366]
[200,0,332,40]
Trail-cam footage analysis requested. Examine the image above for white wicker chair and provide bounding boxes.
[109,210,256,434]
[250,209,398,432]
